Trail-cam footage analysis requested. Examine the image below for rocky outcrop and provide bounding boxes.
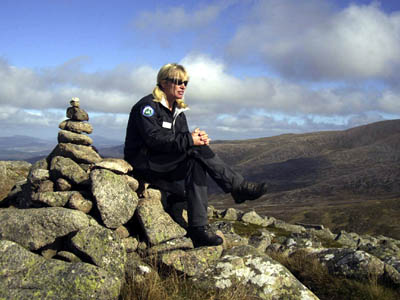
[0,207,91,250]
[0,160,31,203]
[90,168,138,228]
[1,99,400,299]
[136,189,186,245]
[193,245,319,299]
[0,240,121,300]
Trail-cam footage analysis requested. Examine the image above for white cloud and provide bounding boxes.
[0,53,399,141]
[0,58,156,114]
[182,54,400,117]
[379,90,400,112]
[228,0,400,81]
[133,2,234,32]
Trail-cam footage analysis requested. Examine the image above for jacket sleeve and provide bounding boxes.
[134,104,193,153]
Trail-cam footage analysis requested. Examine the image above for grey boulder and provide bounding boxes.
[91,169,138,229]
[0,240,120,300]
[0,207,91,250]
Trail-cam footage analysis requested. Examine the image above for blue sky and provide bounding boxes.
[1,0,400,142]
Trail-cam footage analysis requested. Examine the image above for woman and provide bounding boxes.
[124,63,268,247]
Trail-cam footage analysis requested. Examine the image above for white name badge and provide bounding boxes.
[162,121,172,129]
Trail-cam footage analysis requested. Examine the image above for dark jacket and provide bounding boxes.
[124,94,194,172]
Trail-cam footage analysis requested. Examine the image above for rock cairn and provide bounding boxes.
[53,97,101,165]
[1,99,400,299]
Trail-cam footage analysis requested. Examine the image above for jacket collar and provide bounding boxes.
[160,96,190,116]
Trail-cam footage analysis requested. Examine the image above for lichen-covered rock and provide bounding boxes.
[193,245,319,300]
[358,236,400,272]
[91,168,138,229]
[263,216,276,227]
[147,237,194,255]
[56,177,72,191]
[0,161,31,202]
[249,231,273,253]
[123,175,139,192]
[41,247,57,259]
[114,225,130,239]
[32,191,77,207]
[49,143,101,164]
[281,232,323,255]
[384,263,400,287]
[0,240,120,300]
[0,207,91,250]
[222,207,239,221]
[313,248,385,281]
[160,245,223,277]
[58,129,93,145]
[94,158,133,174]
[273,220,306,234]
[67,192,93,213]
[4,179,33,208]
[70,226,126,280]
[28,168,50,188]
[223,232,249,248]
[136,190,186,245]
[66,106,89,121]
[207,205,216,218]
[123,237,139,253]
[241,210,268,226]
[31,158,49,171]
[125,252,158,284]
[209,220,234,233]
[70,97,80,107]
[1,179,27,207]
[335,230,359,248]
[37,180,54,193]
[59,119,93,134]
[56,250,82,263]
[309,227,336,241]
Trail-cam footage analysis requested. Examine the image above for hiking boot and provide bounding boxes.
[187,225,223,248]
[232,181,268,204]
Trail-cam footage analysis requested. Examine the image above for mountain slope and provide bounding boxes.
[208,119,400,238]
[210,119,400,196]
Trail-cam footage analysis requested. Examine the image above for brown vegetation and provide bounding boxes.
[270,251,400,300]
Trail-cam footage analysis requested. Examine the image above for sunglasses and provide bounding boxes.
[165,78,189,86]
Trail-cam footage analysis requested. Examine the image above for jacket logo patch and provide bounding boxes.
[142,106,154,117]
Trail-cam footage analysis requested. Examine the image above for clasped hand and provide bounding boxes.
[191,128,211,146]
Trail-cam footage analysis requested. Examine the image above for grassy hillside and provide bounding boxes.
[209,119,400,239]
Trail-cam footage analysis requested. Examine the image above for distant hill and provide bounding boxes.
[98,144,124,158]
[0,135,123,162]
[210,119,400,197]
[0,135,56,161]
[91,135,123,149]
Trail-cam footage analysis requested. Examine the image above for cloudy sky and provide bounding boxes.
[1,0,400,143]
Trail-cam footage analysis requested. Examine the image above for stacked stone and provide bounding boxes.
[21,98,95,212]
[52,97,101,165]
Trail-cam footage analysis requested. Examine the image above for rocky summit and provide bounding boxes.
[0,99,399,300]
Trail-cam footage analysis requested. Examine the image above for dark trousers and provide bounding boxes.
[132,146,244,227]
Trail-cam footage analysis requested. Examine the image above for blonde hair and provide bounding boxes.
[152,63,189,109]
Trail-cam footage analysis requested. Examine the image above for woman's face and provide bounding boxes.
[161,75,188,102]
